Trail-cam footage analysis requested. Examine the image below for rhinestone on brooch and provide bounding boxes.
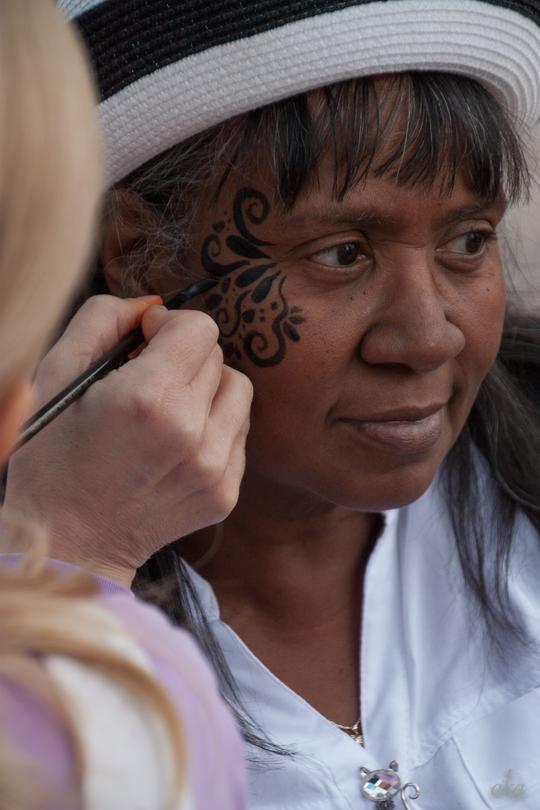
[359,761,420,809]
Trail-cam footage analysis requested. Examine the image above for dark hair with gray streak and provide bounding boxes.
[121,72,540,750]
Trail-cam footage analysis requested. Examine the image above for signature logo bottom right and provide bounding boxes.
[491,769,526,800]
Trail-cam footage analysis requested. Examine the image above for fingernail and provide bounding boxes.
[135,294,163,304]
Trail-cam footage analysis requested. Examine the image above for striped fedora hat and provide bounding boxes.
[60,0,540,186]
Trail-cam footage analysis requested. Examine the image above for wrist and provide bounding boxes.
[35,515,138,587]
[45,545,137,587]
[73,558,137,588]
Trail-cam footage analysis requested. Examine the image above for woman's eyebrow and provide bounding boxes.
[278,209,389,229]
[443,200,508,224]
[279,199,508,230]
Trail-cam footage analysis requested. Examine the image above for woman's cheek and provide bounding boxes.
[453,271,506,411]
[470,274,506,371]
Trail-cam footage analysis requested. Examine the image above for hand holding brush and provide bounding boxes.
[5,291,253,583]
[16,278,219,449]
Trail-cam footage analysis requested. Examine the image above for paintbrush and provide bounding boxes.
[16,277,218,450]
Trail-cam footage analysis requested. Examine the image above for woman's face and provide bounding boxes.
[189,156,506,512]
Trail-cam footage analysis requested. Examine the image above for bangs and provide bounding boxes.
[121,71,532,259]
[230,72,531,209]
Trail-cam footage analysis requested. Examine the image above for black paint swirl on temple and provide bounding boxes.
[232,188,274,247]
[200,233,248,277]
[200,187,306,366]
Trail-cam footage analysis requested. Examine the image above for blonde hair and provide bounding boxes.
[0,2,186,807]
[0,0,100,394]
[0,536,187,810]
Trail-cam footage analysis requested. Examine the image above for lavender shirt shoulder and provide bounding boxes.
[0,559,247,810]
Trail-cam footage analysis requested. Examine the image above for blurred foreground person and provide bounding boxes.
[0,2,248,809]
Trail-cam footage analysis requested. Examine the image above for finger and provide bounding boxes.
[177,367,251,493]
[86,338,225,474]
[187,343,225,419]
[197,425,249,525]
[207,365,253,436]
[100,343,226,475]
[163,420,249,537]
[133,306,221,386]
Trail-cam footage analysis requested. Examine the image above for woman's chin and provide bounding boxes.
[321,460,443,513]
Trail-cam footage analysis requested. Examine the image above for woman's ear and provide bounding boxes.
[101,189,161,298]
[0,380,34,465]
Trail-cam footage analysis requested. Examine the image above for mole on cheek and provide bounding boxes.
[200,187,307,367]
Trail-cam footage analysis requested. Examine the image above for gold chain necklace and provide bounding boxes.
[334,719,365,746]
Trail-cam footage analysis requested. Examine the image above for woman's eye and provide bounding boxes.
[442,231,493,256]
[309,241,365,268]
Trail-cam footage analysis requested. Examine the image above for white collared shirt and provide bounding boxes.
[186,477,540,809]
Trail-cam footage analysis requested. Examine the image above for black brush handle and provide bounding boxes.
[16,278,218,450]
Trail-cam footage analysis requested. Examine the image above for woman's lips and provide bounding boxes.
[340,408,444,454]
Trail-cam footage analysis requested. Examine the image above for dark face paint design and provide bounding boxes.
[201,187,306,367]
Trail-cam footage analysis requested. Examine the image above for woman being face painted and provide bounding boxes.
[17,2,540,809]
[187,95,506,516]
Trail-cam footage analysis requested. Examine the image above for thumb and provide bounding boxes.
[34,295,161,396]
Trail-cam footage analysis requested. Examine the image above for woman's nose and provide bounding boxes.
[358,266,466,373]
